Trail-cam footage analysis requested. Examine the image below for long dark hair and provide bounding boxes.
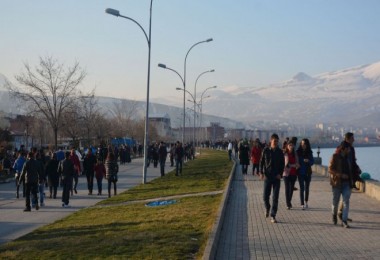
[106,152,115,161]
[297,138,312,156]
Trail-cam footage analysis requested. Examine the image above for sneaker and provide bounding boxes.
[74,189,77,194]
[301,205,305,210]
[305,203,308,209]
[35,204,39,210]
[23,207,31,212]
[40,203,45,207]
[63,204,70,208]
[16,192,19,199]
[271,217,277,223]
[342,221,350,228]
[265,209,270,218]
[332,215,337,225]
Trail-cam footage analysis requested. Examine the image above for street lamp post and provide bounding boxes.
[199,85,217,154]
[105,2,153,184]
[158,38,213,144]
[193,69,214,154]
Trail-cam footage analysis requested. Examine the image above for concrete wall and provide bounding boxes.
[312,164,380,202]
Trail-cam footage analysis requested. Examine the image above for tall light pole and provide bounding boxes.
[193,69,214,153]
[105,2,153,184]
[158,38,213,144]
[199,85,217,154]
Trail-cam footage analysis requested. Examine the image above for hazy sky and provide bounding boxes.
[1,0,380,101]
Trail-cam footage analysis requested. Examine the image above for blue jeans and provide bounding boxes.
[159,159,166,176]
[38,183,45,204]
[332,182,352,221]
[263,178,281,217]
[175,159,182,176]
[298,174,312,205]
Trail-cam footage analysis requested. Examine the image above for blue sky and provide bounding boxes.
[1,0,380,101]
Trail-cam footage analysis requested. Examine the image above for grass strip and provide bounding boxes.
[0,149,232,259]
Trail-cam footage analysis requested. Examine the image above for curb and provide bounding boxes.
[202,159,236,260]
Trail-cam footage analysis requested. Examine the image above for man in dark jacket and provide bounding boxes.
[259,133,285,223]
[174,141,184,176]
[19,152,41,212]
[83,149,97,195]
[158,141,168,177]
[329,141,352,228]
[59,152,75,207]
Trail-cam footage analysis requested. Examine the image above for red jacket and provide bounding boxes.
[70,154,81,175]
[251,146,262,164]
[95,163,106,179]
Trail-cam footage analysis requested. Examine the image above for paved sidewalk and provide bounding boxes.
[0,158,167,245]
[216,165,380,259]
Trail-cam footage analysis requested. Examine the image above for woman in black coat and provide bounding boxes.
[46,153,60,199]
[239,140,250,175]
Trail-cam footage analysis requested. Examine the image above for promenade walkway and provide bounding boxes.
[0,158,164,245]
[216,164,380,259]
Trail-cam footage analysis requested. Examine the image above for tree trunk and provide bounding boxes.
[54,127,58,151]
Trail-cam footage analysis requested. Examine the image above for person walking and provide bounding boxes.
[239,139,250,176]
[94,159,106,195]
[227,140,233,161]
[45,153,60,199]
[105,152,119,198]
[283,141,299,209]
[19,152,41,212]
[296,138,314,209]
[69,148,81,195]
[174,141,184,176]
[13,151,26,199]
[259,133,285,223]
[35,152,46,207]
[337,132,362,222]
[250,138,262,176]
[58,151,75,207]
[158,141,168,177]
[83,148,97,195]
[329,142,353,228]
[169,143,175,167]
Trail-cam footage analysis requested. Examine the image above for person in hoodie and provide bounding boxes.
[259,133,285,224]
[13,151,26,199]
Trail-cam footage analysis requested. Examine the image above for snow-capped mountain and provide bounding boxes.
[2,61,380,129]
[152,61,380,127]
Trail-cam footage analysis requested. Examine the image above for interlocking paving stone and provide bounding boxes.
[216,167,380,260]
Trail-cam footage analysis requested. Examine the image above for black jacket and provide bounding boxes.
[83,154,97,174]
[19,158,40,184]
[260,147,285,180]
[58,158,75,181]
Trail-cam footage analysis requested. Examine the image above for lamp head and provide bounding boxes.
[210,69,215,72]
[206,38,213,42]
[105,8,120,17]
[158,63,167,69]
[212,85,217,88]
[176,87,182,91]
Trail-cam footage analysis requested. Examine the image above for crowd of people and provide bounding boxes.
[5,140,196,212]
[8,144,122,211]
[229,131,361,227]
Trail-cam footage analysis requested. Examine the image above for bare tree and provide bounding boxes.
[60,103,82,148]
[110,99,139,137]
[5,56,86,149]
[80,92,101,147]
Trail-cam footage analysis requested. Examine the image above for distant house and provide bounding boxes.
[149,113,172,140]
